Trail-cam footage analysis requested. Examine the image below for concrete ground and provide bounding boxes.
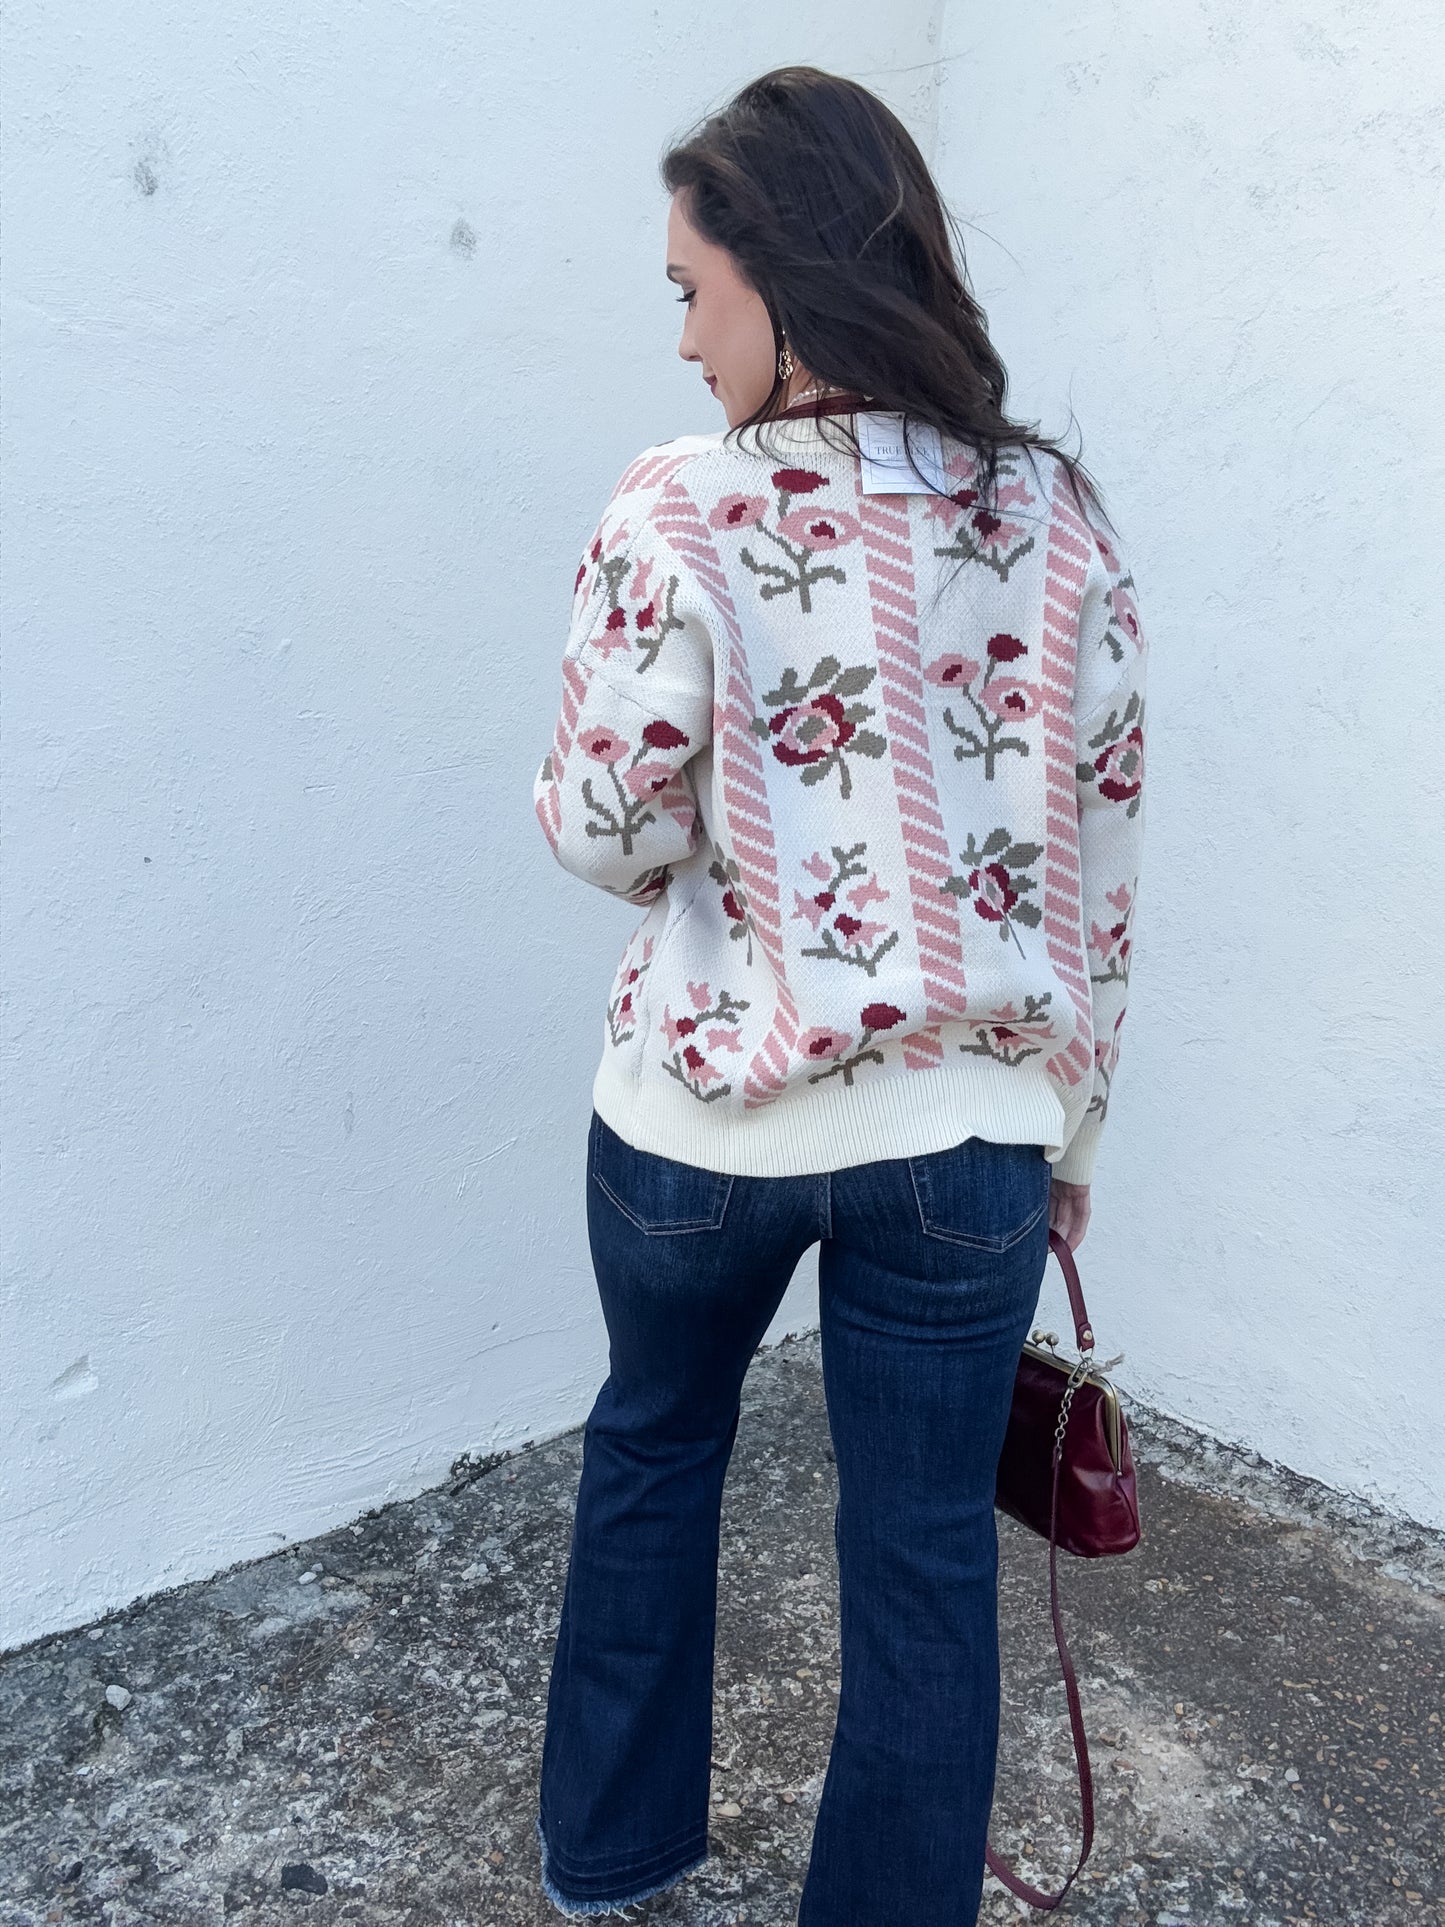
[2,1331,1441,1927]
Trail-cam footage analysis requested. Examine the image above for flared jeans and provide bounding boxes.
[535,1109,1053,1924]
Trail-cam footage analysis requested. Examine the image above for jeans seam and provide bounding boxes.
[591,1165,733,1236]
[918,1190,1049,1252]
[537,1823,708,1917]
[907,1157,1050,1251]
[537,1809,708,1881]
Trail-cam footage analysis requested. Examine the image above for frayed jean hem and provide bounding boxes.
[534,1812,708,1917]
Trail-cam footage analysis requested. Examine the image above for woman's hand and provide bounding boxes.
[1048,1177,1091,1251]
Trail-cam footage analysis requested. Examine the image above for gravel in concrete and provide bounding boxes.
[2,1332,1440,1926]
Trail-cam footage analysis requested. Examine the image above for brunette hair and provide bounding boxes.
[659,65,1109,537]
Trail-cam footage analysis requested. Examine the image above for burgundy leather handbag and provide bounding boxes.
[987,1226,1141,1911]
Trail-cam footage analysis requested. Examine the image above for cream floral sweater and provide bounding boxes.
[533,411,1146,1182]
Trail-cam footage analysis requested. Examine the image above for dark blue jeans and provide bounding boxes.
[536,1109,1053,1924]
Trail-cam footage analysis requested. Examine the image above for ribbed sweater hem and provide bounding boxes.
[592,1046,1072,1179]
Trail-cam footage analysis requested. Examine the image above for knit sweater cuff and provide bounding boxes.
[1051,1119,1102,1187]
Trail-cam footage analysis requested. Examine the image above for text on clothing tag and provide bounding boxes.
[856,412,949,495]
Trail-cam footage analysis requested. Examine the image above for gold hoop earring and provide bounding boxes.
[777,339,795,383]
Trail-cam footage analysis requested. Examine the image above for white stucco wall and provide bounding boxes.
[0,4,947,1651]
[935,1,1444,1528]
[4,0,1440,1658]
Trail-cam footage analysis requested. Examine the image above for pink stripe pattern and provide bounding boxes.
[544,453,708,847]
[534,656,593,852]
[535,429,1149,1180]
[853,475,969,1074]
[651,477,801,1107]
[1038,468,1096,1087]
[612,448,698,502]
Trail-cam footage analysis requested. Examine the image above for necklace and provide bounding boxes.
[775,381,876,420]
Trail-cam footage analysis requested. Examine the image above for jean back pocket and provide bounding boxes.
[906,1137,1050,1251]
[589,1113,735,1236]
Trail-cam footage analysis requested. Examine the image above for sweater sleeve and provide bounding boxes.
[1052,509,1148,1186]
[533,485,716,907]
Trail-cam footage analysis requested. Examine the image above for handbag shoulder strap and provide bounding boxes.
[1047,1225,1096,1353]
[984,1375,1096,1910]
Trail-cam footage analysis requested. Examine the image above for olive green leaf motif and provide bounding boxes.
[940,828,1044,959]
[929,447,1039,582]
[711,467,864,614]
[792,843,900,977]
[799,1002,909,1088]
[708,839,759,968]
[751,655,887,800]
[957,992,1056,1066]
[1077,694,1144,818]
[585,541,688,674]
[606,934,656,1046]
[659,981,751,1102]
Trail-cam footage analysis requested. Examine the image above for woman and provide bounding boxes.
[531,64,1146,1925]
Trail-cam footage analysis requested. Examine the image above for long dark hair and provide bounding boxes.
[659,65,1110,542]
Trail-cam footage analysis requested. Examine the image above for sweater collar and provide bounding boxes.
[727,391,876,457]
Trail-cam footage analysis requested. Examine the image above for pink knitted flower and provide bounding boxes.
[797,1025,851,1062]
[580,726,629,764]
[683,1049,721,1085]
[769,695,852,765]
[791,888,833,932]
[622,760,673,799]
[986,632,1027,662]
[708,493,769,531]
[923,654,980,689]
[1094,727,1144,804]
[846,873,890,911]
[770,467,828,495]
[660,1004,696,1048]
[977,678,1038,722]
[777,506,863,550]
[1110,580,1142,651]
[1089,919,1130,964]
[852,919,891,947]
[967,863,1019,923]
[860,1002,906,1032]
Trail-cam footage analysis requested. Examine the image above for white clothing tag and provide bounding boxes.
[856,411,949,495]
